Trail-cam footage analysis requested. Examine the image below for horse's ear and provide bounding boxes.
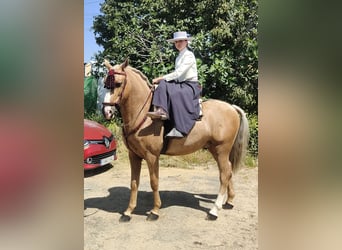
[121,58,129,70]
[104,59,112,69]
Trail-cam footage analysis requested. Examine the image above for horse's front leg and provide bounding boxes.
[120,151,142,222]
[145,153,161,221]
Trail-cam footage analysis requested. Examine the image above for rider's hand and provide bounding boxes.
[152,77,163,84]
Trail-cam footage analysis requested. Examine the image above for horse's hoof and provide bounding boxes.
[223,203,234,209]
[206,213,218,221]
[119,214,131,223]
[146,212,159,221]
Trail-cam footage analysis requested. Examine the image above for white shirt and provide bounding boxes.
[163,48,198,82]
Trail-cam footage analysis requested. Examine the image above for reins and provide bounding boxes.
[102,69,154,140]
[122,88,153,138]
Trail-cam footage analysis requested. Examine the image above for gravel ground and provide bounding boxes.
[84,162,258,250]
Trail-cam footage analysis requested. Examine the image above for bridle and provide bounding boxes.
[102,69,127,107]
[102,68,154,139]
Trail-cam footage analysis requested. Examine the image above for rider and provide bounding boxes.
[147,31,202,137]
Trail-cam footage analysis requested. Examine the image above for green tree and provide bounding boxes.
[91,0,258,156]
[92,0,257,115]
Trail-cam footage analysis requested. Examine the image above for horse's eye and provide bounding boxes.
[115,82,122,88]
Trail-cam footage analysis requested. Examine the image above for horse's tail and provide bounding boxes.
[230,105,250,173]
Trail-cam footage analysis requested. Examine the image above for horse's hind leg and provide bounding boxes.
[120,151,142,222]
[223,178,235,209]
[207,147,232,220]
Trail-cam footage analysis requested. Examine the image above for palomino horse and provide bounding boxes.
[102,59,249,222]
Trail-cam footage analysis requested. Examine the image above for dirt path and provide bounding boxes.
[84,162,258,250]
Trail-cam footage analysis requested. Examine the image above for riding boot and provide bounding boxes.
[147,106,169,120]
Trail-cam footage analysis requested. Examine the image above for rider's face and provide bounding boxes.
[174,40,187,51]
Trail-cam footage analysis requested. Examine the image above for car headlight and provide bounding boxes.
[84,140,90,149]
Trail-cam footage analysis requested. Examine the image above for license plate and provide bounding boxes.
[100,155,114,165]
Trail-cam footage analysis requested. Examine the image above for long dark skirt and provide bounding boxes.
[152,79,202,135]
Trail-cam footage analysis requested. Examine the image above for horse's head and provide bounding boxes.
[102,58,129,120]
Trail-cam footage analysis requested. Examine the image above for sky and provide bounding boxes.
[84,0,104,62]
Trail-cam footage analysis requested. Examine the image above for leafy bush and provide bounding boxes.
[247,113,258,157]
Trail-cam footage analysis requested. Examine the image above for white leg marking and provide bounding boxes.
[209,192,227,217]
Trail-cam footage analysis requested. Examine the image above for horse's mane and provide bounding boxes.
[127,66,153,88]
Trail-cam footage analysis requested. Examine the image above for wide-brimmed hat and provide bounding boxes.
[167,31,193,43]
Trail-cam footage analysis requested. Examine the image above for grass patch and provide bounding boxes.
[245,154,258,168]
[159,149,215,169]
[111,133,258,170]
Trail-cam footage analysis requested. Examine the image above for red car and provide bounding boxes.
[84,119,117,170]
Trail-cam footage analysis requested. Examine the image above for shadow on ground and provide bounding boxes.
[84,187,218,216]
